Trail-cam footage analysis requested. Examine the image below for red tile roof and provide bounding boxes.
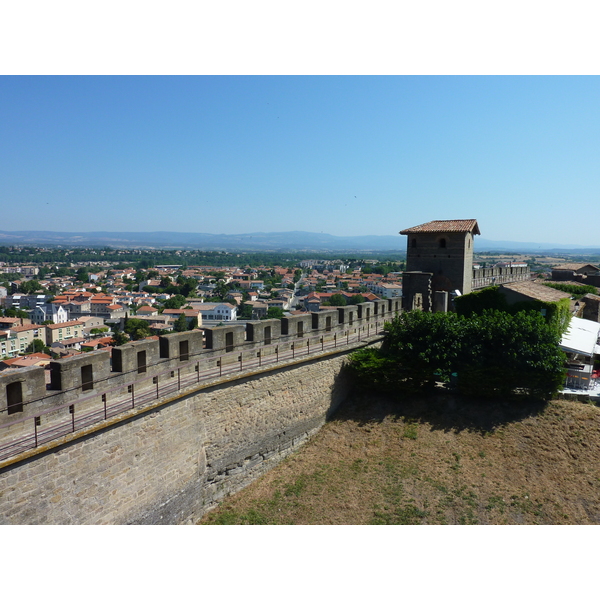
[10,324,44,333]
[400,219,480,235]
[46,320,84,330]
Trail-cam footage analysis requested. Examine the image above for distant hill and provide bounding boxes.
[0,230,599,254]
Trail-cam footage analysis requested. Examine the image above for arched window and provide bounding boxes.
[439,238,446,248]
[411,239,417,249]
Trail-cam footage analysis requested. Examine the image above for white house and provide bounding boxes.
[196,302,237,322]
[31,303,68,325]
[371,283,402,299]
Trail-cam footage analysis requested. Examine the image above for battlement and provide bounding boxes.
[471,264,531,290]
[0,299,398,463]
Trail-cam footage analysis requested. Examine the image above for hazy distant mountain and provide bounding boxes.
[0,230,405,251]
[0,230,598,253]
[476,239,600,252]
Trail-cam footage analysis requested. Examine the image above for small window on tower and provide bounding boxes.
[411,239,417,248]
[439,238,446,248]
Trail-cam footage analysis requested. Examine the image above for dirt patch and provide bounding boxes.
[199,392,600,524]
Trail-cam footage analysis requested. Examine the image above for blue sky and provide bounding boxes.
[2,75,600,246]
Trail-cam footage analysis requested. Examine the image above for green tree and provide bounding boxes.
[263,307,284,319]
[4,308,29,319]
[19,279,42,294]
[174,313,188,332]
[90,327,109,337]
[110,329,128,346]
[123,318,151,341]
[348,294,365,305]
[75,267,88,282]
[456,310,566,399]
[350,309,566,400]
[162,295,186,310]
[328,293,347,307]
[26,339,48,354]
[238,303,253,319]
[214,281,229,301]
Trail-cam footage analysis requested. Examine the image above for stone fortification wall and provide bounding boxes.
[0,300,394,524]
[0,349,357,524]
[471,265,530,290]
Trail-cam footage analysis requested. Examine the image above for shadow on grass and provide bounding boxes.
[331,388,549,435]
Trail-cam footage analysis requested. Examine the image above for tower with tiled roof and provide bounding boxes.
[399,219,480,311]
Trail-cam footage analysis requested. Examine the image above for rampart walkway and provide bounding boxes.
[0,301,396,467]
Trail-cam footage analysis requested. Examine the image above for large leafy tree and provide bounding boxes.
[348,294,365,305]
[174,313,188,332]
[162,295,187,310]
[263,307,284,319]
[457,310,566,398]
[19,279,42,294]
[328,293,347,307]
[26,339,48,354]
[123,318,151,341]
[350,309,566,400]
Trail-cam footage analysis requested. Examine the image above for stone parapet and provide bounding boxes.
[0,309,393,440]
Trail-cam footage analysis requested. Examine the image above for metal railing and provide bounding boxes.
[0,313,395,463]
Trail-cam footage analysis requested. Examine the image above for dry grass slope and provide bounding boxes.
[199,393,600,525]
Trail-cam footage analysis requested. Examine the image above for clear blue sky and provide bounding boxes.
[2,76,600,246]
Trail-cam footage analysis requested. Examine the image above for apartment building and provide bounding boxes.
[45,320,85,346]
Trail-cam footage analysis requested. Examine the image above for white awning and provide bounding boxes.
[560,317,600,357]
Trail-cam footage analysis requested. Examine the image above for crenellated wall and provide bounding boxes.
[471,265,531,290]
[0,300,395,524]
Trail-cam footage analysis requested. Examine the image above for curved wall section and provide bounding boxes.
[0,345,364,524]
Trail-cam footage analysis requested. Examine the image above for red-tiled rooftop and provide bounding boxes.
[400,219,480,235]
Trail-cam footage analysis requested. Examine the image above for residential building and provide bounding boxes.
[31,303,68,325]
[370,283,402,299]
[5,294,51,310]
[9,324,47,354]
[162,309,202,328]
[45,320,85,346]
[195,302,237,322]
[0,330,18,358]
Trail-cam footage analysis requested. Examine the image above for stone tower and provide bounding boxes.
[399,219,480,311]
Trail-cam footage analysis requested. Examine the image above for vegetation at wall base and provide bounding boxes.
[349,309,567,400]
